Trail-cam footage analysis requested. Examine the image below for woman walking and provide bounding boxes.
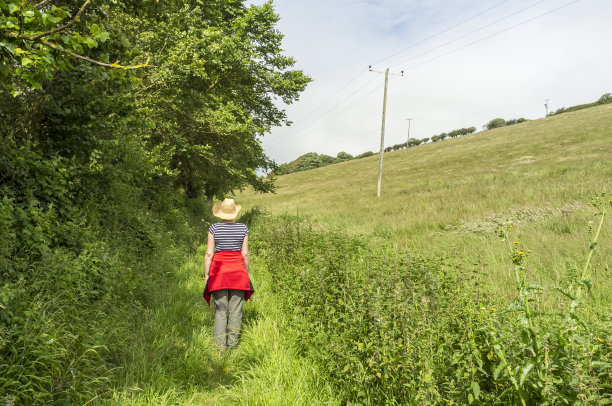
[203,198,254,350]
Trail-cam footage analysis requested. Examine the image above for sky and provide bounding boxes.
[246,0,612,165]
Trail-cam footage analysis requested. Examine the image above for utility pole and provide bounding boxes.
[544,99,550,117]
[369,66,403,197]
[405,118,413,153]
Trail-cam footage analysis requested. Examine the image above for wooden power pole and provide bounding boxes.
[405,118,413,153]
[369,66,403,197]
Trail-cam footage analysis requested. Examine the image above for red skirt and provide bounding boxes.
[203,250,254,305]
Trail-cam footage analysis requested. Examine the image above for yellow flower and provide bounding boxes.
[491,307,497,311]
[376,372,382,378]
[518,251,524,255]
[513,241,520,244]
[597,337,604,343]
[507,225,514,229]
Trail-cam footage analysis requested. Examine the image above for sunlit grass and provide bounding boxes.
[107,247,337,405]
[238,105,612,302]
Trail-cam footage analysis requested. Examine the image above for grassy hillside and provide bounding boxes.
[238,104,612,301]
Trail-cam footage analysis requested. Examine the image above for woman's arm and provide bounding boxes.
[241,235,250,274]
[204,231,215,284]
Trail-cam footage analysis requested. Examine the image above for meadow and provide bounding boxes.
[238,104,612,304]
[2,101,610,404]
[230,104,612,404]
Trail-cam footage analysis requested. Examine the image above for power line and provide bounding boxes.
[371,0,511,67]
[277,1,514,138]
[265,76,381,154]
[398,0,581,73]
[271,83,384,152]
[264,0,583,161]
[267,0,548,154]
[389,0,550,69]
[273,69,369,135]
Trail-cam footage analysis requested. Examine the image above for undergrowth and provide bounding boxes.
[248,195,612,405]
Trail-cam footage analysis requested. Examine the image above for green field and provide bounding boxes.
[228,105,612,404]
[239,105,612,302]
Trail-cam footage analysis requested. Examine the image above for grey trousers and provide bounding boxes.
[212,289,244,348]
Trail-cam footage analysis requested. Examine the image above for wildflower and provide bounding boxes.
[518,251,524,255]
[376,372,382,378]
[507,225,514,229]
[513,241,519,244]
[597,337,604,343]
[491,308,497,311]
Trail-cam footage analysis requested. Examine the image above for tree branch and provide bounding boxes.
[39,37,150,70]
[2,32,150,71]
[31,0,93,40]
[33,0,53,8]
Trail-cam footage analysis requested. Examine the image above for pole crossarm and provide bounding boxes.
[369,65,404,77]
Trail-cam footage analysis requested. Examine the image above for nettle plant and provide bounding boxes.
[492,194,611,405]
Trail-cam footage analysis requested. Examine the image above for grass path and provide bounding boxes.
[106,245,338,405]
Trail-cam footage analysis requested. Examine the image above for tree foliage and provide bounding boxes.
[484,117,526,130]
[549,92,612,117]
[1,0,310,403]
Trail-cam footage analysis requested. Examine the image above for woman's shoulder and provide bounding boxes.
[235,222,249,233]
[209,222,224,232]
[210,222,247,228]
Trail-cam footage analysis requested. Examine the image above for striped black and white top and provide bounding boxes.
[209,222,249,252]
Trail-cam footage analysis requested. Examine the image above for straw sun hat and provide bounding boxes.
[212,198,241,220]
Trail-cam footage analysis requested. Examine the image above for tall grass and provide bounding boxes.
[238,104,612,304]
[107,232,338,405]
[246,204,611,404]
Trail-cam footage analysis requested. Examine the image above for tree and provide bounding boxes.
[485,118,506,130]
[356,151,375,159]
[337,151,353,160]
[116,1,311,198]
[598,93,612,104]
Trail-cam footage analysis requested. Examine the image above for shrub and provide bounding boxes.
[485,118,506,130]
[356,151,375,159]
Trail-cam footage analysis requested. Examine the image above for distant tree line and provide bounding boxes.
[275,91,612,176]
[548,93,612,116]
[275,126,478,175]
[483,117,527,130]
[273,151,368,175]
